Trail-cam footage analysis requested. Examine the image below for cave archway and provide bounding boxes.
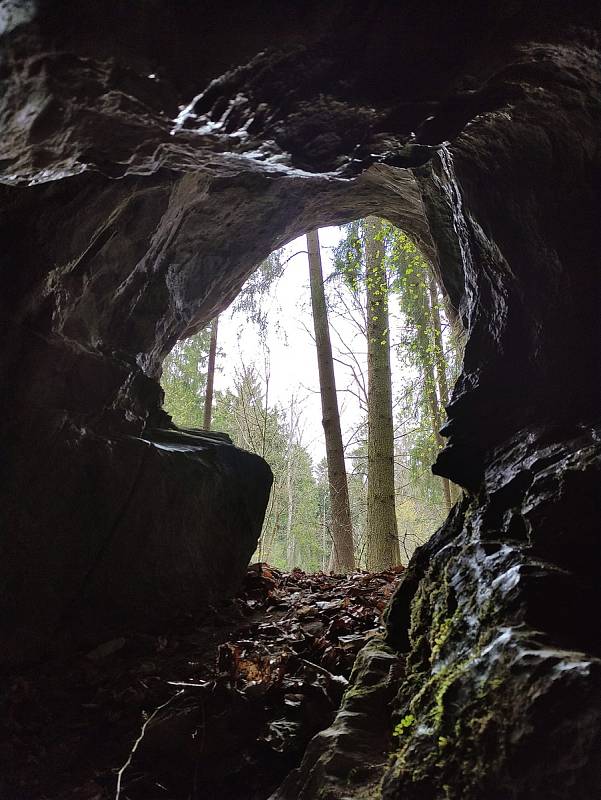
[160,217,461,573]
[2,2,601,797]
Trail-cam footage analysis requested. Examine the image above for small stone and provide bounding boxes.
[86,637,127,661]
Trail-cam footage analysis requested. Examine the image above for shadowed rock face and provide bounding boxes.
[1,1,600,795]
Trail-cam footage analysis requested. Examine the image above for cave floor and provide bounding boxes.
[1,564,402,800]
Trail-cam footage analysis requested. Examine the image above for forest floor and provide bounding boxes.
[1,564,403,800]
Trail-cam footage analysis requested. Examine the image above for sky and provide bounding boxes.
[213,226,408,464]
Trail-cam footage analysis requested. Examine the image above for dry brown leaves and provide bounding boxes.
[1,564,404,800]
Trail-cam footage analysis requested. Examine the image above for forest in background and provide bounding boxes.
[161,220,463,572]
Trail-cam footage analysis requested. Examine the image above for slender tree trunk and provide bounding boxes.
[307,229,355,573]
[203,316,219,430]
[364,217,401,570]
[406,261,453,513]
[428,276,450,410]
[285,398,298,569]
[262,487,280,565]
[423,351,453,511]
[286,450,295,569]
[321,494,327,572]
[426,276,453,510]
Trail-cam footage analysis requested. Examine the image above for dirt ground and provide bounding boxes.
[1,564,403,800]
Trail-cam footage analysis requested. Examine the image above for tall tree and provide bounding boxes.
[162,269,329,573]
[285,394,303,569]
[390,229,454,511]
[212,363,287,564]
[364,216,401,570]
[203,316,219,430]
[307,229,355,573]
[315,458,331,571]
[427,274,460,504]
[161,328,212,427]
[427,275,450,414]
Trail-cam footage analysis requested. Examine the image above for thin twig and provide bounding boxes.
[115,690,184,800]
[299,658,349,687]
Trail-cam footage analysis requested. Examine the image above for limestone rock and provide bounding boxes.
[271,638,404,800]
[381,425,601,799]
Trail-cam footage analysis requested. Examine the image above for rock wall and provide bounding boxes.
[380,426,601,799]
[1,1,600,795]
[277,426,601,800]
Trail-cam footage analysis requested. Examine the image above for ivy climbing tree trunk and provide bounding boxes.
[364,216,401,570]
[202,316,219,430]
[423,353,453,512]
[307,229,355,573]
[412,269,452,512]
[427,274,460,506]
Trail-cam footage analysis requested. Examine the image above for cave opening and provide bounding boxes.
[159,217,463,575]
[92,210,461,797]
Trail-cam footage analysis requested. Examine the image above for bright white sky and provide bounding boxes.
[214,226,408,465]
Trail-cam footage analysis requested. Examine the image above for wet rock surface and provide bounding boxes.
[383,425,601,799]
[275,419,601,800]
[279,427,601,800]
[271,638,404,800]
[0,564,402,800]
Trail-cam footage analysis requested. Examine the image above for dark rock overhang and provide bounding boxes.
[1,14,600,778]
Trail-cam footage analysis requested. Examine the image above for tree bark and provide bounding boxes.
[286,447,296,569]
[404,259,453,512]
[423,356,453,512]
[202,316,219,430]
[307,229,355,573]
[285,398,298,570]
[364,217,401,570]
[426,275,454,510]
[321,494,328,572]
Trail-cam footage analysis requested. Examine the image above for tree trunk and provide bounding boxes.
[364,217,401,570]
[286,448,296,569]
[261,487,280,565]
[202,316,219,430]
[423,349,453,512]
[285,398,298,570]
[321,493,328,572]
[426,276,454,510]
[307,229,355,573]
[405,259,453,513]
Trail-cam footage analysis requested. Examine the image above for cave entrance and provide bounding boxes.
[128,214,465,797]
[160,218,462,575]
